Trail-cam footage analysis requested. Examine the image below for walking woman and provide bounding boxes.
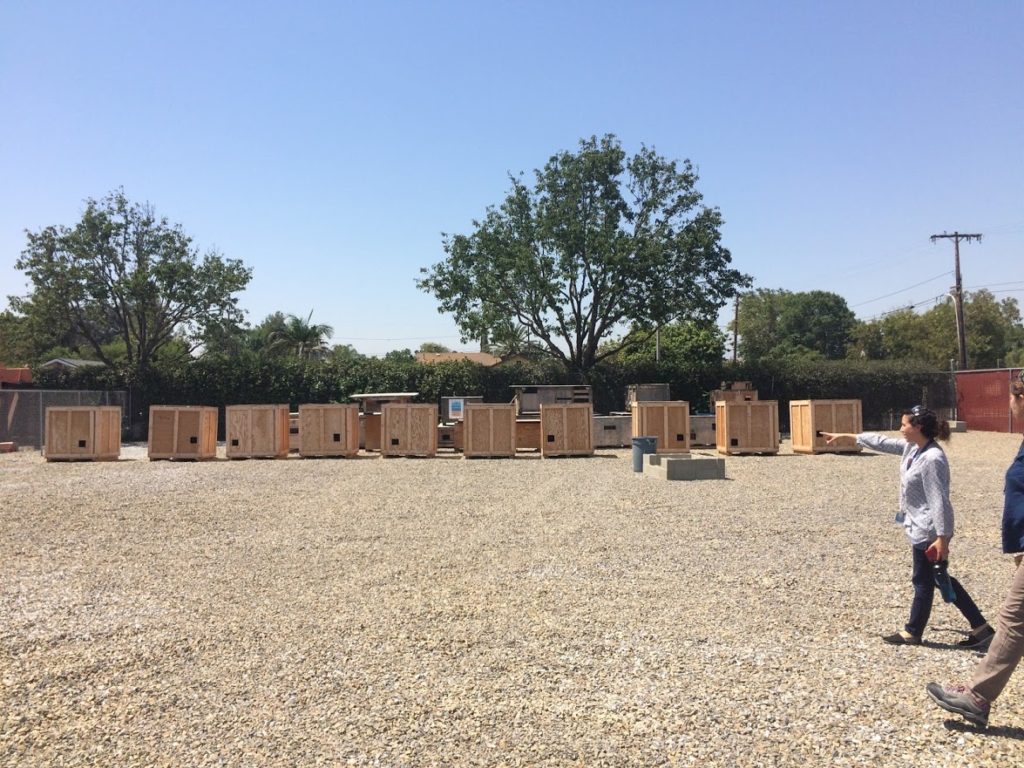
[823,406,993,647]
[928,371,1024,727]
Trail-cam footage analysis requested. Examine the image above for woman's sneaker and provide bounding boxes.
[958,624,995,649]
[926,682,989,727]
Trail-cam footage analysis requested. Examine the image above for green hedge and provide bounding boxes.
[32,356,952,438]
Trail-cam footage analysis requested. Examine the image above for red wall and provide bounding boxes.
[955,368,1022,432]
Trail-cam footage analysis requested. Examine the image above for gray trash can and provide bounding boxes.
[631,436,658,472]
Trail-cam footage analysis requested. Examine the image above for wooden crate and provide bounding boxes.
[593,414,632,447]
[790,399,863,454]
[463,404,516,458]
[44,406,121,461]
[631,401,690,454]
[381,403,438,457]
[226,404,290,459]
[515,419,541,451]
[689,414,716,447]
[715,400,779,455]
[148,406,218,460]
[299,404,359,457]
[540,403,594,457]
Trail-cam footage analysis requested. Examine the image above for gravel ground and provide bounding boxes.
[3,432,1024,767]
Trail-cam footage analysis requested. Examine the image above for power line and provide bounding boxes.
[866,293,949,321]
[965,280,1024,290]
[849,270,953,308]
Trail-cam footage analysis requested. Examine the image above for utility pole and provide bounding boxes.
[930,231,982,370]
[731,294,739,363]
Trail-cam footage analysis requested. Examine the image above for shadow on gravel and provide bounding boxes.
[925,626,994,655]
[943,720,1024,740]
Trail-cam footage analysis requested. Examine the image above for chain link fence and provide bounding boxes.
[0,389,129,449]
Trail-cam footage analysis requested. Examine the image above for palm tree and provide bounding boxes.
[490,320,546,359]
[268,311,334,360]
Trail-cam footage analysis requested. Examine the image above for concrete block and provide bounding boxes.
[949,421,967,433]
[0,441,15,453]
[643,452,725,481]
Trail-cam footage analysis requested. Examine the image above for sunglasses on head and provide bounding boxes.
[910,405,929,417]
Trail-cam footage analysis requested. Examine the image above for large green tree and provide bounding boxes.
[10,190,251,372]
[736,289,856,362]
[611,319,726,371]
[0,310,34,365]
[417,135,748,375]
[850,290,1023,368]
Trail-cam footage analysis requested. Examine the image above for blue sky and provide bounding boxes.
[1,1,1021,356]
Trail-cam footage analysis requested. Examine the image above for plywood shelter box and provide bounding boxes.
[350,392,417,451]
[512,384,591,416]
[44,406,121,461]
[299,403,359,457]
[381,403,438,457]
[708,383,758,412]
[631,401,690,453]
[462,403,516,458]
[789,399,863,454]
[226,404,290,459]
[715,400,779,455]
[592,414,631,447]
[689,414,716,447]
[148,406,218,460]
[625,383,671,407]
[540,403,594,457]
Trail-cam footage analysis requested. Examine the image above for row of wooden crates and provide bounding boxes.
[637,399,862,456]
[41,399,864,461]
[41,403,598,460]
[167,403,599,459]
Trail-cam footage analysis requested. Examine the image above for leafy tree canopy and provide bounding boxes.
[329,343,366,365]
[383,348,415,363]
[418,342,452,353]
[418,134,749,376]
[736,289,856,362]
[0,310,34,365]
[9,189,251,373]
[849,290,1023,368]
[609,320,726,371]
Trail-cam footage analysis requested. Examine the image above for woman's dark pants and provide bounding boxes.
[907,543,986,637]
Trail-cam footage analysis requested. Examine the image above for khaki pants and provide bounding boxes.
[971,556,1024,702]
